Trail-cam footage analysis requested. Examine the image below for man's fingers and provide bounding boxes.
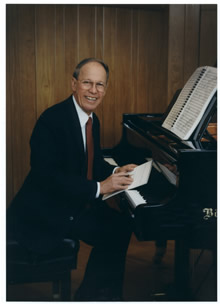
[115,164,137,174]
[113,173,133,182]
[114,171,133,177]
[112,174,133,189]
[100,172,134,195]
[114,171,128,176]
[126,164,137,170]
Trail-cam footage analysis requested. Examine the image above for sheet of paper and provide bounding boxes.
[127,160,152,190]
[102,160,152,200]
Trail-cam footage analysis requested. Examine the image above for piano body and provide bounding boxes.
[103,90,217,300]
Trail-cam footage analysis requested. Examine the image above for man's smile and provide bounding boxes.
[85,96,98,101]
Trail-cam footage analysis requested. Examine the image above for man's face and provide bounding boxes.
[71,62,107,115]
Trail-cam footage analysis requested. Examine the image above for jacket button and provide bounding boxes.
[69,216,74,221]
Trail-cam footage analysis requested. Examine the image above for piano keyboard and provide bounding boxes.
[104,157,147,208]
[125,190,147,208]
[104,157,175,209]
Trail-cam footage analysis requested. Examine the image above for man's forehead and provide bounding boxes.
[79,62,106,79]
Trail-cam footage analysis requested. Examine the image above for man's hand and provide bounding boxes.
[100,164,137,195]
[114,164,137,174]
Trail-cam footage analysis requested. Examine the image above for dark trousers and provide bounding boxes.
[70,202,132,299]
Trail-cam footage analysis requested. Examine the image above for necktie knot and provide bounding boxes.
[86,117,92,128]
[86,117,94,180]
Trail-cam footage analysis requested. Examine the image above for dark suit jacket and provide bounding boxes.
[7,96,115,253]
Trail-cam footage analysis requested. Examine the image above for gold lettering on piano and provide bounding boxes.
[203,208,217,220]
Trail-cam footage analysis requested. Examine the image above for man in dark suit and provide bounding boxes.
[7,58,136,300]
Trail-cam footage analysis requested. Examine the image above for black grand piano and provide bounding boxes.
[103,83,217,300]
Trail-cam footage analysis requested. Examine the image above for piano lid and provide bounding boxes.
[130,113,217,151]
[124,80,217,151]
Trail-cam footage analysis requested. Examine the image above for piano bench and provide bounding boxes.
[6,238,80,301]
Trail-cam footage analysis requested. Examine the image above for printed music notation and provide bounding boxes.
[162,66,217,140]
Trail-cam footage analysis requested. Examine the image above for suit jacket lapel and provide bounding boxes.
[64,96,86,163]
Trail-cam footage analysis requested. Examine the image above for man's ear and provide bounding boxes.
[102,82,108,97]
[71,77,77,92]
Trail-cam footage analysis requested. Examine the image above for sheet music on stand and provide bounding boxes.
[162,66,217,140]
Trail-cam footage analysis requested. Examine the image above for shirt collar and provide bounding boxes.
[72,95,93,128]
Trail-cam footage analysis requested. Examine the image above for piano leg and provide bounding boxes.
[152,239,193,301]
[174,239,193,300]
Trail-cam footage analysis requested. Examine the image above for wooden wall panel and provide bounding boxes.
[114,8,133,145]
[7,5,20,199]
[15,5,36,179]
[167,5,185,104]
[131,9,139,114]
[63,5,78,98]
[156,9,169,113]
[102,6,116,147]
[93,6,104,140]
[95,6,104,60]
[199,5,217,67]
[54,5,66,103]
[167,4,216,105]
[137,9,150,114]
[138,9,168,113]
[6,4,217,206]
[184,5,200,83]
[6,5,36,203]
[78,6,96,61]
[6,6,14,205]
[35,5,56,117]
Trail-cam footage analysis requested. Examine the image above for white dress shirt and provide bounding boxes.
[72,95,100,198]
